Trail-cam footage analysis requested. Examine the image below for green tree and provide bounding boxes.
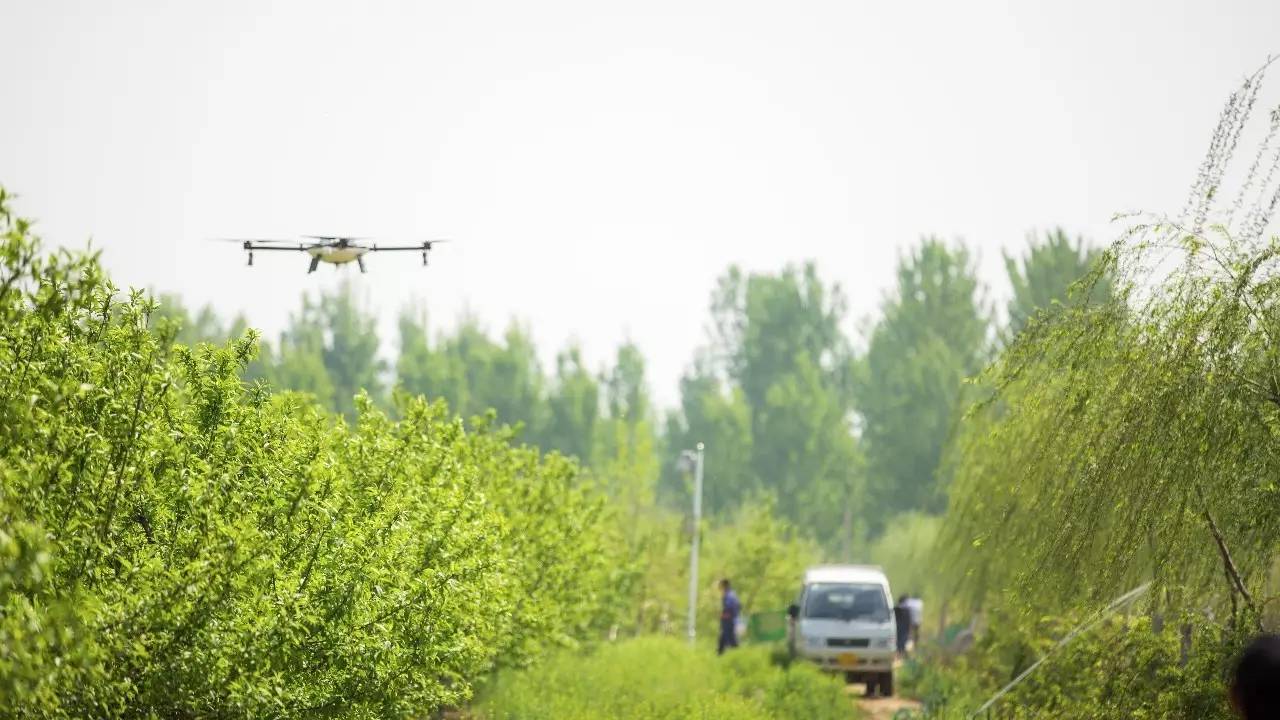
[589,343,660,515]
[394,305,437,401]
[593,342,659,504]
[867,512,943,616]
[267,341,337,407]
[584,345,673,637]
[667,264,860,545]
[604,341,649,425]
[743,350,861,547]
[266,280,384,418]
[944,64,1280,627]
[396,311,545,433]
[150,293,248,347]
[538,344,599,460]
[1004,228,1113,339]
[856,238,989,527]
[660,357,756,517]
[708,263,851,416]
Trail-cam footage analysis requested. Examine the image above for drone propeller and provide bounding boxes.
[421,239,450,265]
[210,237,299,244]
[303,235,369,243]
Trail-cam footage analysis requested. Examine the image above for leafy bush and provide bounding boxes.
[0,189,617,717]
[695,498,821,638]
[868,512,943,602]
[477,636,853,720]
[599,495,822,641]
[901,613,1247,719]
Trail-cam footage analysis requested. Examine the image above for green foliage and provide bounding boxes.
[708,263,851,417]
[902,613,1249,719]
[591,416,660,514]
[396,311,546,435]
[713,264,859,542]
[260,280,386,418]
[604,510,687,636]
[604,341,649,424]
[857,238,990,528]
[0,192,617,718]
[662,360,756,514]
[1003,228,1114,340]
[697,499,822,638]
[943,224,1280,612]
[605,496,821,641]
[538,345,601,459]
[868,512,943,606]
[665,263,860,546]
[477,637,853,720]
[575,346,674,638]
[942,63,1280,619]
[930,62,1280,718]
[151,292,249,348]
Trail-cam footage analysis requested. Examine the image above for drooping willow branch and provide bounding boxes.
[1195,483,1260,627]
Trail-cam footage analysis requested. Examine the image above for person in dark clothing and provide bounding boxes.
[718,578,740,655]
[1231,634,1280,719]
[893,594,911,655]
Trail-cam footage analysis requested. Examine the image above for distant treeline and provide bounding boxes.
[160,229,1111,549]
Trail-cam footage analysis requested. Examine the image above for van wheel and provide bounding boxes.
[879,671,894,697]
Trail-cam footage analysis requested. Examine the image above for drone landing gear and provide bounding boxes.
[307,256,320,274]
[357,256,367,273]
[247,251,254,267]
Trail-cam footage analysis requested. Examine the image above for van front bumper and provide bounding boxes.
[797,647,894,673]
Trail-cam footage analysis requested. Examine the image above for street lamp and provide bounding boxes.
[677,442,705,646]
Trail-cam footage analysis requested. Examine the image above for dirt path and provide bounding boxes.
[856,696,923,720]
[846,685,923,720]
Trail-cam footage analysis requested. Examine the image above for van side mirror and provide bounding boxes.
[787,603,799,619]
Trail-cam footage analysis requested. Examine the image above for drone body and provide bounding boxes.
[219,235,444,273]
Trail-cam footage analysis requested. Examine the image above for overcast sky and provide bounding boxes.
[3,0,1278,406]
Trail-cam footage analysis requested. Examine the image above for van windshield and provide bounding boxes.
[803,583,890,622]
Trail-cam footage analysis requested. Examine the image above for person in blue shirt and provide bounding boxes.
[718,578,741,655]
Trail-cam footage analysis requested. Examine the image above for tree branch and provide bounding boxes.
[1196,485,1260,625]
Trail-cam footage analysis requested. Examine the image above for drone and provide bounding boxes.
[216,235,446,273]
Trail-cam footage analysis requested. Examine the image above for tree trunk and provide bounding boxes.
[1180,623,1193,666]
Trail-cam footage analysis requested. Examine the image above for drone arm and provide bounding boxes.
[244,243,307,251]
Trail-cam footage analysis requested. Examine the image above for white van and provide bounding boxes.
[787,564,896,696]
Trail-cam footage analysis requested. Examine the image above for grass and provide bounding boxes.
[475,636,856,720]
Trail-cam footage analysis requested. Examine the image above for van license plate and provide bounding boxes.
[837,652,858,668]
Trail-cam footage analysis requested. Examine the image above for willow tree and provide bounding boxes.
[944,61,1280,628]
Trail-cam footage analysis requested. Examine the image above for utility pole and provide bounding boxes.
[679,443,705,645]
